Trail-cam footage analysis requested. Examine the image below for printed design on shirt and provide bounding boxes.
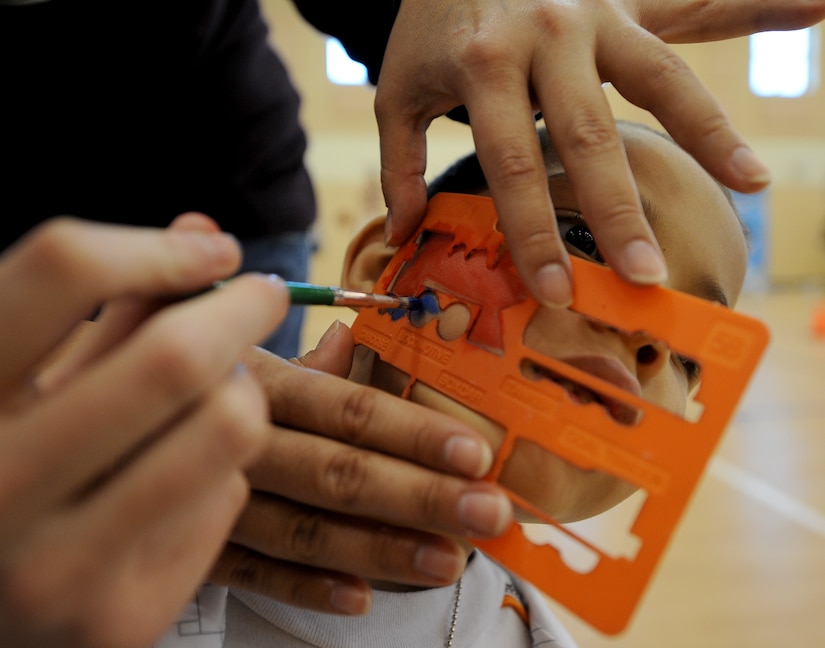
[172,585,226,637]
[502,578,562,646]
[502,579,529,625]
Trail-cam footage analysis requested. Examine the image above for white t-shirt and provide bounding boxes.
[156,551,578,648]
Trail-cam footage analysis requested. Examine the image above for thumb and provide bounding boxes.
[293,320,355,378]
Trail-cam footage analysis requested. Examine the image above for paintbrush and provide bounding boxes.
[283,281,423,310]
[208,279,424,311]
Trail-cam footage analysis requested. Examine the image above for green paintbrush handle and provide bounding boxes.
[285,282,336,305]
[209,279,420,310]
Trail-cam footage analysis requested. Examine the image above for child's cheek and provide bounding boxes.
[641,368,689,419]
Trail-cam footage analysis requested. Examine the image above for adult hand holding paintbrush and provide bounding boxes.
[0,213,288,647]
[39,212,511,619]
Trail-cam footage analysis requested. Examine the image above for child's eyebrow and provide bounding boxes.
[694,275,729,308]
[637,195,730,307]
[639,195,662,231]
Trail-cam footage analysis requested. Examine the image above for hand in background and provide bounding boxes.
[377,0,825,306]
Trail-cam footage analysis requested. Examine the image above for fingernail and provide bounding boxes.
[260,273,288,295]
[329,583,371,615]
[457,489,512,538]
[414,543,463,582]
[622,239,668,284]
[731,146,771,185]
[317,320,342,349]
[444,436,493,478]
[535,263,573,308]
[383,210,394,246]
[190,231,239,263]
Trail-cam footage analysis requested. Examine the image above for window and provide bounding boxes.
[325,38,368,86]
[749,28,820,98]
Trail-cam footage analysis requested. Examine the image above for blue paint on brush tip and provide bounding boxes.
[387,291,440,321]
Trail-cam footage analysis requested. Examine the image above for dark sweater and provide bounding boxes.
[0,0,397,250]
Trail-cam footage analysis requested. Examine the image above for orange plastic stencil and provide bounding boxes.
[350,193,770,635]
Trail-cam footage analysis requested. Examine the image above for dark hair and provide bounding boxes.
[427,150,487,199]
[426,121,747,239]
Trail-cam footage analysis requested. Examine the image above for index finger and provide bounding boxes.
[243,347,494,480]
[462,72,581,308]
[6,273,288,510]
[375,94,431,249]
[0,219,241,394]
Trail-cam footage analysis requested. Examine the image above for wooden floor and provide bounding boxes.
[302,233,825,647]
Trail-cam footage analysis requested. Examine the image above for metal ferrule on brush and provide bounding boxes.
[330,289,419,310]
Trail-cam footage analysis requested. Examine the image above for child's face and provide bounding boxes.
[523,128,747,409]
[345,126,748,523]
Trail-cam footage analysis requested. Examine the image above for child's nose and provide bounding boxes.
[626,331,670,378]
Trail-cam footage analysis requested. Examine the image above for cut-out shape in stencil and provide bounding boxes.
[521,489,647,574]
[351,193,770,635]
[519,357,645,427]
[522,523,601,574]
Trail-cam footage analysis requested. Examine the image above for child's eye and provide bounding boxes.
[556,209,604,264]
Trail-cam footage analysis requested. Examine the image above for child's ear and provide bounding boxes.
[341,216,396,292]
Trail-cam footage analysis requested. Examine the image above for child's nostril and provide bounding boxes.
[637,345,658,365]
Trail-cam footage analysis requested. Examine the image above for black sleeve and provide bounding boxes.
[0,0,316,246]
[182,0,317,237]
[290,1,399,85]
[290,1,471,123]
